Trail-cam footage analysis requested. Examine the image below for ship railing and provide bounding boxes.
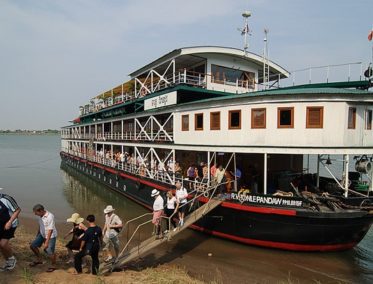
[134,131,174,142]
[289,62,365,86]
[80,153,210,189]
[63,131,174,142]
[94,132,173,142]
[256,62,367,91]
[65,151,220,193]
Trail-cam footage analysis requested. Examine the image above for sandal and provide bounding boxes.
[29,261,43,267]
[46,267,56,272]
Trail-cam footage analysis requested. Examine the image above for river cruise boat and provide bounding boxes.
[60,43,373,252]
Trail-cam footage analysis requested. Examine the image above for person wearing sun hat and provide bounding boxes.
[102,205,123,263]
[151,189,164,239]
[63,213,86,264]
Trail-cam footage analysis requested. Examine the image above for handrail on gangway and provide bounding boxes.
[100,181,228,273]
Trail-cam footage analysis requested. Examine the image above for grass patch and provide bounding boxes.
[21,267,34,284]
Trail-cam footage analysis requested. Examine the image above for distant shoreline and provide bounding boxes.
[0,131,60,135]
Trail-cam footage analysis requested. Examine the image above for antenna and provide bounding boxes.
[263,28,270,89]
[238,10,252,54]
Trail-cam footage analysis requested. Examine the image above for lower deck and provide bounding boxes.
[60,152,373,251]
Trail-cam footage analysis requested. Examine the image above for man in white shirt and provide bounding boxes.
[151,189,164,239]
[214,165,226,194]
[102,205,123,263]
[30,204,57,272]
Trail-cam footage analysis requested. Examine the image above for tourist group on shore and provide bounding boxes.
[0,190,123,275]
[0,181,190,275]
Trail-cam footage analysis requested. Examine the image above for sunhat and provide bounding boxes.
[104,205,115,214]
[66,213,84,224]
[151,189,160,197]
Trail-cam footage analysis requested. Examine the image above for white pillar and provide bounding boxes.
[316,155,320,189]
[172,59,176,83]
[234,152,237,192]
[172,149,176,184]
[207,151,211,185]
[111,121,113,139]
[306,154,310,174]
[344,154,349,198]
[151,116,153,141]
[263,153,267,194]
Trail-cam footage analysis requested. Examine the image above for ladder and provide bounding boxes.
[100,184,224,273]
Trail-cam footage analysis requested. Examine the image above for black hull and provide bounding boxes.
[60,152,373,252]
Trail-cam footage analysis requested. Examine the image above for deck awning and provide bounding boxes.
[129,46,290,79]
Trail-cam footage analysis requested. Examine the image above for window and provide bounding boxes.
[195,113,203,130]
[251,108,266,128]
[181,115,189,131]
[211,64,255,88]
[229,110,241,129]
[306,107,324,128]
[210,112,220,130]
[365,109,372,130]
[348,107,356,129]
[278,107,294,128]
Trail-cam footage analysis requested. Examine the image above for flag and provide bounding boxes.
[368,30,373,41]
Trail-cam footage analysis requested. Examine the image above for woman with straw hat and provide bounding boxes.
[64,213,86,264]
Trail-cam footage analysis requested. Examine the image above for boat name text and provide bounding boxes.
[230,193,303,207]
[144,91,177,110]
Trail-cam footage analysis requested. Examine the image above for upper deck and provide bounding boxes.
[75,46,371,124]
[77,46,289,119]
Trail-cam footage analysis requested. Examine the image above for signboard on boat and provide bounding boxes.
[144,91,177,110]
[230,192,303,207]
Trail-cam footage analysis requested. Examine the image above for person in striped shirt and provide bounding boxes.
[0,192,21,271]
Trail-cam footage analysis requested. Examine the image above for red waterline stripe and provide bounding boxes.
[104,167,118,175]
[197,196,296,216]
[118,172,169,191]
[222,202,296,216]
[190,224,356,252]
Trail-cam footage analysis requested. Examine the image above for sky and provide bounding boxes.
[0,0,372,130]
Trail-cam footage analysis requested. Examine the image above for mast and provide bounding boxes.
[263,28,270,89]
[240,10,251,54]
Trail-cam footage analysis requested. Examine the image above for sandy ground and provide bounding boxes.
[0,226,205,284]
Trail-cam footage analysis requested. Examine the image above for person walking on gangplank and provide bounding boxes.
[151,189,164,239]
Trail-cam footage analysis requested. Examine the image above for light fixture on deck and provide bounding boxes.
[326,155,332,165]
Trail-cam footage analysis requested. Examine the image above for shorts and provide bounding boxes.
[31,233,56,255]
[0,226,16,240]
[152,210,163,226]
[178,203,187,214]
[102,235,120,253]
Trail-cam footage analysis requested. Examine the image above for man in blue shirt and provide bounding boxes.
[74,215,102,275]
[0,192,21,271]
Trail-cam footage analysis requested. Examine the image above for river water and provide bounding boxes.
[0,134,373,283]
